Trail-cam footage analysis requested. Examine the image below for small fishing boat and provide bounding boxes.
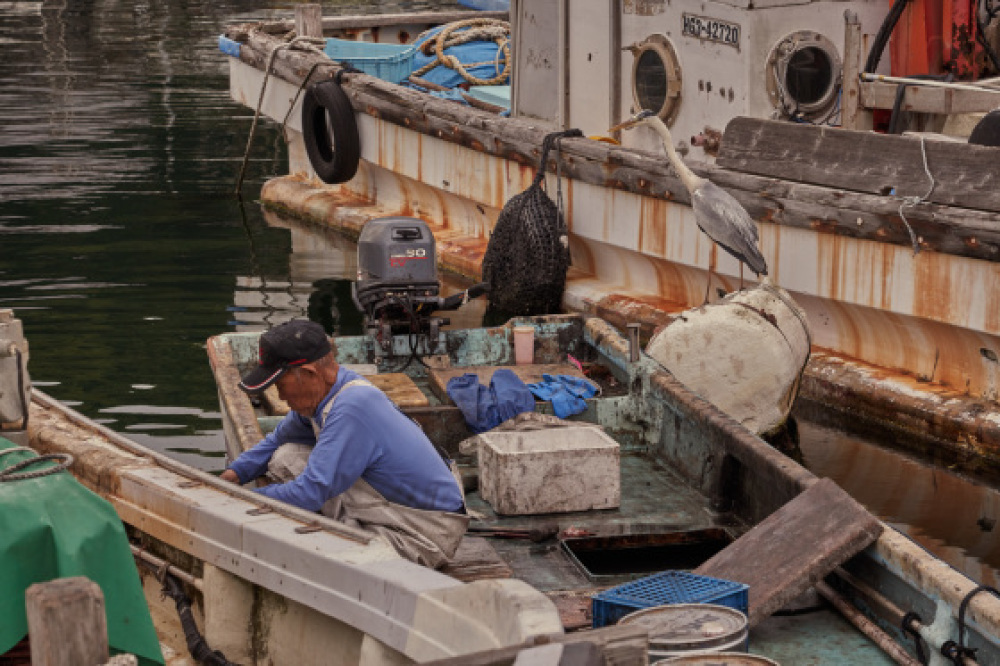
[204,292,1000,663]
[220,1,1000,475]
[0,306,570,664]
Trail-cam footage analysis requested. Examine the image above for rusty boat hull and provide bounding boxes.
[221,7,1000,473]
[206,314,1000,664]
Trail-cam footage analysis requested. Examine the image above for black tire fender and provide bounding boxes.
[302,80,360,184]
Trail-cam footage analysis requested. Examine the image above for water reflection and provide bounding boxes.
[0,0,466,472]
[230,207,485,333]
[798,415,1000,585]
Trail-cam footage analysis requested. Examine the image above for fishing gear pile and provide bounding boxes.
[483,129,582,316]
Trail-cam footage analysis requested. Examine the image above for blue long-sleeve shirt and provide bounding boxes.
[227,368,464,513]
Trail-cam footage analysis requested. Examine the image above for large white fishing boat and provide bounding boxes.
[219,1,1000,472]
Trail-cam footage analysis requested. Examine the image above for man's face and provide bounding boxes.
[275,365,323,417]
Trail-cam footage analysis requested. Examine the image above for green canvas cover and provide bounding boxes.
[0,438,164,664]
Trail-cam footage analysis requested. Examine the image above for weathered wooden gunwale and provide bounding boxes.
[224,23,1000,263]
[25,389,567,665]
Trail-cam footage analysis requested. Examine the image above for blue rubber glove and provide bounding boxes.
[526,374,598,418]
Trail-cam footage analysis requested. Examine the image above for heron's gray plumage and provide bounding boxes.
[609,111,768,278]
[691,181,768,276]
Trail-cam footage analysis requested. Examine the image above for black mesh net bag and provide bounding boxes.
[483,129,583,316]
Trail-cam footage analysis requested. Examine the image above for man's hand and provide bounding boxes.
[219,469,240,484]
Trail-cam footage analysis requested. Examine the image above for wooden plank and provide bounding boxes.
[428,363,586,404]
[717,117,1000,213]
[544,590,596,631]
[439,536,513,582]
[421,624,647,666]
[368,374,430,408]
[26,577,108,666]
[263,372,428,416]
[694,477,883,627]
[294,4,323,39]
[860,80,1000,115]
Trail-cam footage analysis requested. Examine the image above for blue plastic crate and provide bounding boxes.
[323,38,417,84]
[591,571,749,628]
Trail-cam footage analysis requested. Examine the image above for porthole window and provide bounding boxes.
[627,34,682,125]
[766,31,841,121]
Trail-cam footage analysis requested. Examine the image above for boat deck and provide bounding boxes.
[227,319,905,663]
[460,450,893,663]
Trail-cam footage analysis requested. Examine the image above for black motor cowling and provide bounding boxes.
[352,217,487,350]
[355,216,439,316]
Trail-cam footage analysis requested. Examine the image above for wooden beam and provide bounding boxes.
[26,577,109,666]
[861,80,1000,114]
[841,12,863,130]
[717,117,1000,212]
[294,4,323,39]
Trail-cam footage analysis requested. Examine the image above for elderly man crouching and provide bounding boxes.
[219,320,468,568]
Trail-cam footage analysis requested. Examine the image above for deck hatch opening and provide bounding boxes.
[561,528,733,582]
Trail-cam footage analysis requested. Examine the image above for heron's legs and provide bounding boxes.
[739,263,744,290]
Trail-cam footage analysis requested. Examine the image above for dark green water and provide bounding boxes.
[2,0,999,585]
[0,0,459,470]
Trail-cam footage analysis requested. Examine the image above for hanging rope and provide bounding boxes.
[234,32,331,195]
[896,135,936,256]
[411,18,511,86]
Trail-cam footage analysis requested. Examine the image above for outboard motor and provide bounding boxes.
[352,217,487,360]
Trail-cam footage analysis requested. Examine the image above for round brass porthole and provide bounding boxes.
[766,31,842,121]
[627,34,682,126]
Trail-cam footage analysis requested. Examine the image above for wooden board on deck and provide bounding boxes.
[263,372,428,416]
[546,590,598,631]
[439,536,513,583]
[694,477,883,627]
[428,364,586,404]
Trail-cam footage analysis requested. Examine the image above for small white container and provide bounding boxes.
[478,425,620,515]
[512,326,535,365]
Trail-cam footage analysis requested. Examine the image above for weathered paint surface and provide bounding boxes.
[229,58,1000,403]
[26,394,564,664]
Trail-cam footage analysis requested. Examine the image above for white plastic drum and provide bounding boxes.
[654,653,780,665]
[618,603,749,661]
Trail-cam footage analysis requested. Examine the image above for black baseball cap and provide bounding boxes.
[239,320,332,394]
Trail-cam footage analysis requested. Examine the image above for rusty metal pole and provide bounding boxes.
[816,581,924,666]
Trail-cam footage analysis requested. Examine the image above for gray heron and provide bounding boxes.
[609,110,768,302]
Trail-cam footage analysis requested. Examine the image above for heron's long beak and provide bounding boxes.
[607,118,642,133]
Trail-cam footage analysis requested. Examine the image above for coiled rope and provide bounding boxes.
[411,18,511,86]
[0,446,74,482]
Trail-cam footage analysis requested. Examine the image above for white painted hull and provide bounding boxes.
[27,390,562,664]
[230,57,1000,404]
